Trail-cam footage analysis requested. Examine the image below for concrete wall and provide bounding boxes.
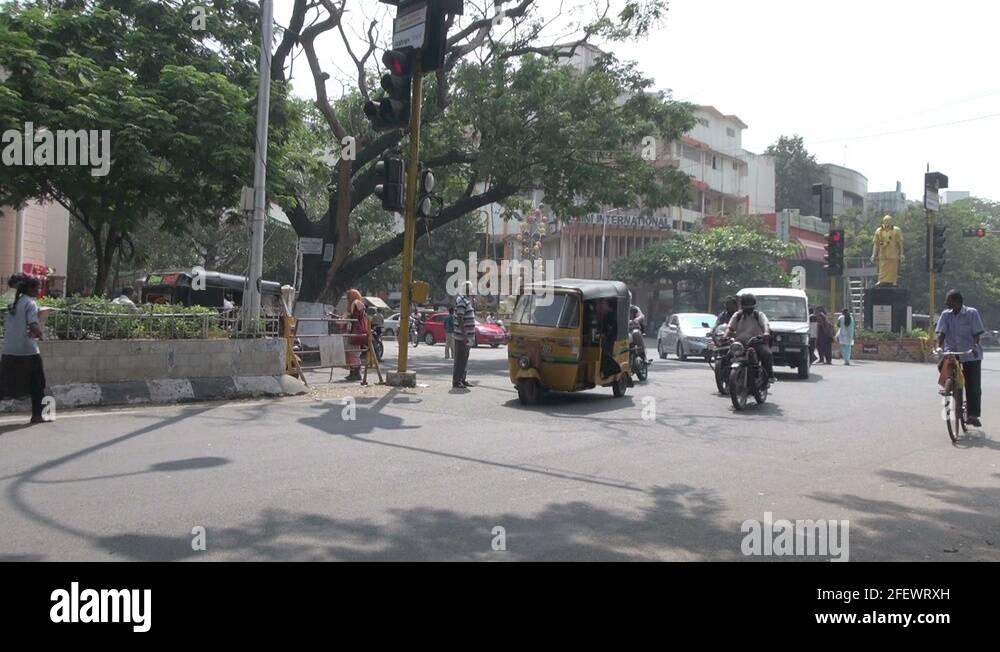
[39,338,286,385]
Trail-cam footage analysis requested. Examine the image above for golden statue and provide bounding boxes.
[871,215,904,286]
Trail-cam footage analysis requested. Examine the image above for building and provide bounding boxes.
[820,163,868,216]
[941,190,970,205]
[867,181,907,215]
[0,200,70,295]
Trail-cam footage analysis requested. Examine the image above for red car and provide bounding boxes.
[421,312,507,347]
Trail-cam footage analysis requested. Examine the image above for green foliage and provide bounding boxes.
[855,328,929,341]
[37,296,225,340]
[613,222,797,305]
[766,135,824,215]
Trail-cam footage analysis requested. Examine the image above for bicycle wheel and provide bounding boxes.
[944,380,958,443]
[955,386,967,434]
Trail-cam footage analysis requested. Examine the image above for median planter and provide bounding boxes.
[850,338,931,363]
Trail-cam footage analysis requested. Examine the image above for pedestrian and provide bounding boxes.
[452,281,476,389]
[836,309,855,365]
[0,274,49,424]
[344,288,368,382]
[816,308,834,364]
[935,289,986,427]
[443,307,455,360]
[808,308,818,363]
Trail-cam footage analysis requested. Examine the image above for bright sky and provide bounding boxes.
[277,0,1000,202]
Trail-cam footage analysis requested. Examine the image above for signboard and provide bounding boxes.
[790,265,806,291]
[323,244,335,263]
[393,2,427,50]
[580,213,672,230]
[924,189,939,212]
[297,237,324,255]
[318,335,346,368]
[862,344,879,354]
[873,304,892,332]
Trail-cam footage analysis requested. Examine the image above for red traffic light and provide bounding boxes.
[976,228,987,237]
[831,232,842,242]
[382,50,412,77]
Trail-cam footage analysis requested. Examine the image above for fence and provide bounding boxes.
[1,307,281,341]
[291,316,381,384]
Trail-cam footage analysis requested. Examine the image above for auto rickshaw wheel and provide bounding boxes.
[612,376,628,397]
[517,378,542,406]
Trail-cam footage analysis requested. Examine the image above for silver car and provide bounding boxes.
[657,312,718,361]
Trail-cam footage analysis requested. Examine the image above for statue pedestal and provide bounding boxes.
[863,286,910,333]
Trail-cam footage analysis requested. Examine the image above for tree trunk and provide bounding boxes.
[90,226,117,298]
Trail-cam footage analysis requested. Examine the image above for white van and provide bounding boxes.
[737,287,811,379]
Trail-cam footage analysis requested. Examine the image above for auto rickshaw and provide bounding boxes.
[507,279,632,405]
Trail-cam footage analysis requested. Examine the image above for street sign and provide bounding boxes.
[393,2,427,50]
[790,265,806,291]
[297,237,324,255]
[924,188,939,212]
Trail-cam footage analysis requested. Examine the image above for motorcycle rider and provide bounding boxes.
[726,293,775,384]
[628,306,647,363]
[716,295,739,327]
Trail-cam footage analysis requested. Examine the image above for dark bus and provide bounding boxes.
[140,270,284,314]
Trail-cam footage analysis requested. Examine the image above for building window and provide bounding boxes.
[697,118,709,127]
[726,127,736,137]
[712,156,718,170]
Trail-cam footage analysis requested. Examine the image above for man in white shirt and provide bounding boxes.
[111,287,138,310]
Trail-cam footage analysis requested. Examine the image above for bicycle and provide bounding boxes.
[935,348,974,443]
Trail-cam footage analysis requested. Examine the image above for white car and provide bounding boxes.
[657,312,718,361]
[383,313,401,337]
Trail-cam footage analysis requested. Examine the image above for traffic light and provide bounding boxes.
[824,229,844,276]
[931,224,946,273]
[364,49,414,131]
[374,157,405,212]
[962,227,988,238]
[415,167,439,219]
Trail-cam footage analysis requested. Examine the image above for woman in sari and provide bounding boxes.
[345,289,369,381]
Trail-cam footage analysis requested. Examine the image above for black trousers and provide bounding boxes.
[452,338,470,386]
[963,360,982,418]
[817,336,833,363]
[752,343,774,378]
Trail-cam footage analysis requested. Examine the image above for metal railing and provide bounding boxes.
[2,307,281,341]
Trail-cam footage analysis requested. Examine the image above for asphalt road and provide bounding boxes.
[1,339,997,561]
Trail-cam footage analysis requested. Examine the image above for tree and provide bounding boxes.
[766,135,824,215]
[613,222,796,310]
[268,0,695,304]
[0,0,291,295]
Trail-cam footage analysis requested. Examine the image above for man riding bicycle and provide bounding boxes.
[726,293,775,383]
[935,289,985,427]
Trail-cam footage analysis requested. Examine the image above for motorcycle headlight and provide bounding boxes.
[518,356,531,369]
[730,342,745,356]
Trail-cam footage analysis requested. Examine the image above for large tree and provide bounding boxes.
[0,0,291,295]
[268,0,695,304]
[766,134,824,216]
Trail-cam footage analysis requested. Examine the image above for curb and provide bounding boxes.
[0,375,307,414]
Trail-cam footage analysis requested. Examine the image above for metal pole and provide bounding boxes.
[830,217,837,314]
[397,64,424,374]
[244,0,273,334]
[600,213,607,279]
[928,210,935,326]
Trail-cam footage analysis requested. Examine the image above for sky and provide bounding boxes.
[277,0,1000,202]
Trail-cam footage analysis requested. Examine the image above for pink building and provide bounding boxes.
[0,200,70,295]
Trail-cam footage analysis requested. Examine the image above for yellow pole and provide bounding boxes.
[397,65,423,374]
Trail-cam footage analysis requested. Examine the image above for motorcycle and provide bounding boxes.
[708,323,732,395]
[728,335,769,411]
[628,318,649,382]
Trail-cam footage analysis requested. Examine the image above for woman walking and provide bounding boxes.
[344,289,368,382]
[816,308,834,364]
[1,274,49,424]
[836,309,856,365]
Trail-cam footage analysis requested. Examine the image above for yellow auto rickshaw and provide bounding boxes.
[507,279,632,405]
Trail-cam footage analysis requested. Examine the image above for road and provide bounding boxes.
[1,339,997,561]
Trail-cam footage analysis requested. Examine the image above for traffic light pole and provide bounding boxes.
[927,209,935,328]
[829,218,837,314]
[396,63,423,376]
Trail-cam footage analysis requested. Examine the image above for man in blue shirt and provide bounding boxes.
[935,289,986,427]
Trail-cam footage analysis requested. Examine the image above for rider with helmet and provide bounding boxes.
[726,293,775,383]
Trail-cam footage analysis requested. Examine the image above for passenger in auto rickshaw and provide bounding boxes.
[585,298,620,378]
